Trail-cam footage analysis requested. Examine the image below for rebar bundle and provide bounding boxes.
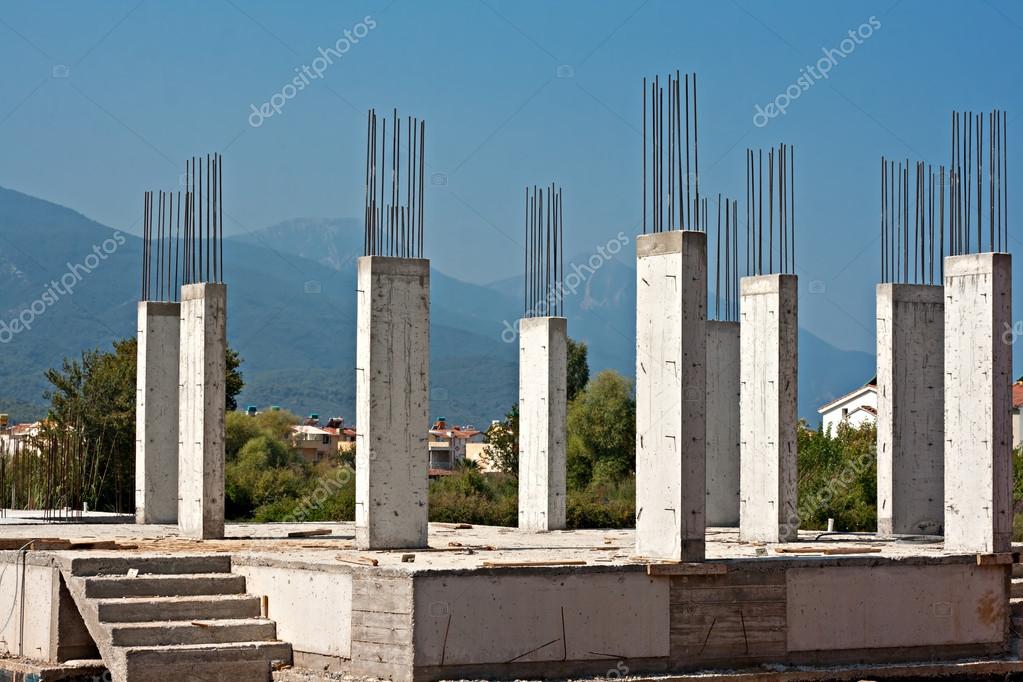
[141,153,224,301]
[0,425,100,521]
[523,184,565,318]
[745,144,796,276]
[712,195,740,322]
[643,71,702,233]
[948,110,1008,255]
[363,108,425,258]
[879,158,941,284]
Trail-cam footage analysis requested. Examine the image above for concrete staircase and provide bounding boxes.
[61,554,291,682]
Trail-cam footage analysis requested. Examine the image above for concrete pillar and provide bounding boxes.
[518,316,567,531]
[739,274,798,543]
[943,253,1012,554]
[706,320,740,527]
[355,256,429,549]
[135,301,180,524]
[876,284,944,537]
[177,283,227,540]
[635,231,707,561]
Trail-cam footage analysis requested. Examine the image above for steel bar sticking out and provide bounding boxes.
[745,143,796,275]
[523,184,565,318]
[642,71,700,233]
[945,110,1009,256]
[363,109,426,258]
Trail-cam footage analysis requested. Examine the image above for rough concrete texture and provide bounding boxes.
[356,256,430,549]
[740,274,798,543]
[635,231,707,561]
[876,284,944,537]
[944,253,1013,554]
[135,301,181,525]
[518,316,568,531]
[178,283,227,540]
[706,320,740,527]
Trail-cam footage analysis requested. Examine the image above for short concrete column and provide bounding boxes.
[518,316,568,531]
[739,274,798,543]
[178,283,227,540]
[635,230,707,561]
[355,256,429,549]
[135,301,180,524]
[876,284,944,537]
[944,253,1012,554]
[706,320,740,527]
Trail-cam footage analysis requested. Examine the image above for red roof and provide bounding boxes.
[1013,382,1023,410]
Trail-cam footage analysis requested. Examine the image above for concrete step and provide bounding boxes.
[96,594,262,623]
[109,618,277,647]
[84,573,246,599]
[70,554,231,577]
[1013,562,1023,579]
[121,640,292,682]
[1012,578,1023,599]
[1010,597,1023,617]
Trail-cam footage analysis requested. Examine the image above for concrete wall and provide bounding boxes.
[876,284,944,537]
[233,563,352,661]
[135,301,180,525]
[178,283,227,540]
[739,274,798,543]
[518,316,568,531]
[706,320,740,527]
[635,231,707,561]
[944,253,1013,554]
[356,256,429,549]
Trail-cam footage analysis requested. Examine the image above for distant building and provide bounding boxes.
[290,424,337,463]
[428,418,483,471]
[0,421,42,454]
[817,377,877,435]
[321,417,356,455]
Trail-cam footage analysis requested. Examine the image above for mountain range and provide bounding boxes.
[0,186,873,427]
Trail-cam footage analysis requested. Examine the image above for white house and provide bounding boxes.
[817,377,877,435]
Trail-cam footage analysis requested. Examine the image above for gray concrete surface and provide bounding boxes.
[635,230,707,561]
[518,316,568,531]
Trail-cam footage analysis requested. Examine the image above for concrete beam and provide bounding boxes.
[876,283,944,537]
[518,316,568,531]
[739,274,798,543]
[943,253,1012,553]
[706,320,740,527]
[135,301,180,525]
[178,283,227,540]
[635,230,707,561]
[355,256,429,549]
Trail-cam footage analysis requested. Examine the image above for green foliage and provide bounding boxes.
[795,420,877,532]
[225,349,244,411]
[226,409,300,461]
[566,370,635,489]
[429,470,518,526]
[482,404,518,474]
[566,337,590,403]
[566,476,634,529]
[225,436,307,519]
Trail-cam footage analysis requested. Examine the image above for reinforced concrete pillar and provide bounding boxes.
[135,301,180,524]
[706,320,740,527]
[178,283,227,540]
[518,316,567,531]
[355,256,429,549]
[944,253,1012,553]
[876,284,944,537]
[635,231,707,561]
[739,274,798,543]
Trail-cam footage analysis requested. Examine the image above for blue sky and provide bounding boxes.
[0,0,1020,362]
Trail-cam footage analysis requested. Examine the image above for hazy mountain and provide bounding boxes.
[0,188,872,428]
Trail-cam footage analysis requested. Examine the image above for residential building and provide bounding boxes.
[0,421,42,454]
[817,377,877,435]
[1012,380,1023,449]
[428,418,483,471]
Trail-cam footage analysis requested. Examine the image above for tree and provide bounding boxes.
[225,435,306,518]
[226,349,244,411]
[566,370,635,488]
[566,338,589,403]
[483,404,518,474]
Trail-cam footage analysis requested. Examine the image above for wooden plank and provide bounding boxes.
[336,554,378,566]
[351,624,412,646]
[976,552,1019,565]
[671,584,786,604]
[286,528,332,538]
[351,639,414,665]
[773,545,881,555]
[352,610,412,630]
[480,560,587,568]
[672,601,787,620]
[670,569,786,589]
[648,562,727,576]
